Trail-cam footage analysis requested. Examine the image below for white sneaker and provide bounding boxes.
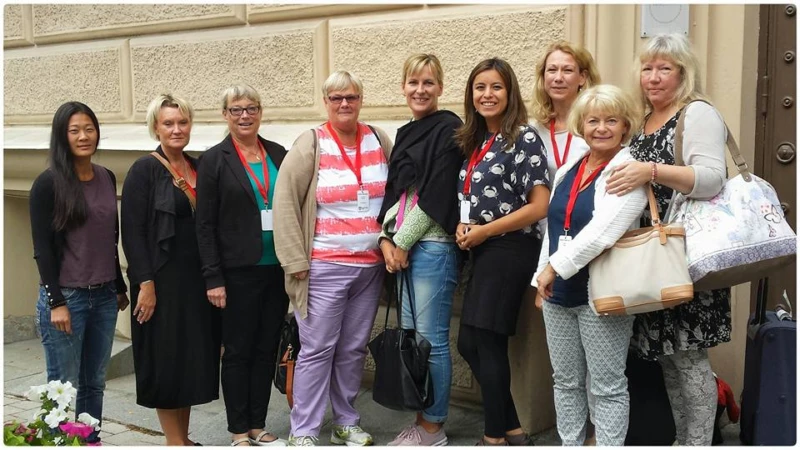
[288,435,318,446]
[330,424,373,446]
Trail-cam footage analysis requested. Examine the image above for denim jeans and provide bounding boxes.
[399,240,460,423]
[36,283,118,440]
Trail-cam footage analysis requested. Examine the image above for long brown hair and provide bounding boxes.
[455,58,528,158]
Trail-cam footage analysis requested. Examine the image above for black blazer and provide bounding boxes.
[195,134,286,289]
[121,147,199,286]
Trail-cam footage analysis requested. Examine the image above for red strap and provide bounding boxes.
[564,156,607,232]
[550,119,573,169]
[396,191,419,229]
[233,139,269,207]
[326,122,363,186]
[463,133,498,195]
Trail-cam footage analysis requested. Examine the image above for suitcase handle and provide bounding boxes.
[755,277,769,326]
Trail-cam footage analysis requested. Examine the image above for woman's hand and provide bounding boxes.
[116,293,130,311]
[207,286,227,309]
[134,282,156,324]
[535,290,545,310]
[50,305,72,334]
[393,247,410,271]
[606,161,652,196]
[455,223,469,242]
[456,223,490,250]
[536,264,558,299]
[380,239,400,273]
[292,270,308,281]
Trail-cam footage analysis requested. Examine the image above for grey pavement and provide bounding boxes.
[3,338,742,446]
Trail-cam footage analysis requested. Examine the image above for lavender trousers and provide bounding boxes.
[290,260,384,437]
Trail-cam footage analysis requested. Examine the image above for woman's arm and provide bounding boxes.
[120,160,155,285]
[106,169,129,311]
[195,150,224,290]
[29,172,66,308]
[273,130,316,277]
[607,103,727,198]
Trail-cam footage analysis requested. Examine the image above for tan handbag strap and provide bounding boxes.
[645,184,661,225]
[673,99,752,182]
[286,359,295,409]
[150,152,197,209]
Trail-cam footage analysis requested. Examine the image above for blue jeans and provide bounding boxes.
[400,241,460,423]
[36,283,118,440]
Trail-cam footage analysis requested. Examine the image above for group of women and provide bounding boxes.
[30,32,730,447]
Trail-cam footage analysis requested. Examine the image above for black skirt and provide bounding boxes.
[131,187,222,409]
[460,232,541,336]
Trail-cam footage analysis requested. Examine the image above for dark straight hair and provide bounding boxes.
[455,57,528,158]
[49,101,100,232]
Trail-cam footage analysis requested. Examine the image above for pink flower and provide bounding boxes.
[59,421,94,439]
[87,441,102,446]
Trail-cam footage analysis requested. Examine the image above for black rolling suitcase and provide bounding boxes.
[624,350,676,445]
[740,278,797,445]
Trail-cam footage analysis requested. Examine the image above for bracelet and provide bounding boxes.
[140,280,153,286]
[650,162,658,182]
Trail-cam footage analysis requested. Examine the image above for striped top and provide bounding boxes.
[311,123,388,266]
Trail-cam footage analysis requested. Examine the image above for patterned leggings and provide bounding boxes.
[658,349,716,446]
[542,301,634,446]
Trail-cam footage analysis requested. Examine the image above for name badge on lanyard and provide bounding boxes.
[559,156,608,253]
[461,133,498,224]
[558,234,572,251]
[357,187,370,212]
[261,208,273,231]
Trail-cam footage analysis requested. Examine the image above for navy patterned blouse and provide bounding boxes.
[456,124,549,237]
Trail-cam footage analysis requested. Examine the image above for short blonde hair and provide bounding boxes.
[322,71,363,97]
[402,53,444,86]
[531,41,601,125]
[146,94,194,140]
[567,85,640,145]
[636,33,708,113]
[221,83,261,110]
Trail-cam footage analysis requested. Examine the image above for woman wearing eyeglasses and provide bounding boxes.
[196,84,290,447]
[274,71,393,447]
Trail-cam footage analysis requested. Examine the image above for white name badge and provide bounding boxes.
[357,188,370,212]
[261,209,274,231]
[460,200,471,224]
[558,234,572,251]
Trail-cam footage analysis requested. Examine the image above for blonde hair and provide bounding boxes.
[322,71,364,97]
[636,33,709,114]
[221,83,261,110]
[146,94,194,140]
[531,41,601,125]
[402,53,444,86]
[567,85,640,145]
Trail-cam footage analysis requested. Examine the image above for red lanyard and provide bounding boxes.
[463,133,498,195]
[233,139,269,207]
[564,156,607,232]
[550,119,572,169]
[172,156,197,199]
[326,122,363,186]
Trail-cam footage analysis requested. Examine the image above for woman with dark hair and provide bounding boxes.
[121,94,221,446]
[454,58,550,445]
[30,101,129,442]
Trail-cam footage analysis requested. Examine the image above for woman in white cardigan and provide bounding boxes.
[532,85,647,446]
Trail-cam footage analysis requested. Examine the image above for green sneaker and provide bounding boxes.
[288,435,318,446]
[330,425,374,446]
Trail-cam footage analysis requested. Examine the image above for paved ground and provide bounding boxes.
[3,338,742,446]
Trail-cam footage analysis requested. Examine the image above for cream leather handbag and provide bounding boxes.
[588,186,694,315]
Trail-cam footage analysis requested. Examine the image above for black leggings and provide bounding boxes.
[457,323,521,438]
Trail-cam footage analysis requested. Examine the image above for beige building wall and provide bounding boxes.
[4,3,759,433]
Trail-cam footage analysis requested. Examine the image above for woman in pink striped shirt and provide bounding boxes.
[274,71,394,447]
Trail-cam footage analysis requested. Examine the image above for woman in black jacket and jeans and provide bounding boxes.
[30,101,129,443]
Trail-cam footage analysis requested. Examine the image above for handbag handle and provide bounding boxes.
[673,99,752,182]
[381,269,418,331]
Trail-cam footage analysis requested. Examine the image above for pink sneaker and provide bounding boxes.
[387,424,448,446]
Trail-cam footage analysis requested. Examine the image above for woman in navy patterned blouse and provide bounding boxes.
[453,57,550,446]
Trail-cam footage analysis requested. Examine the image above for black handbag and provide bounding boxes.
[274,313,300,407]
[367,270,434,411]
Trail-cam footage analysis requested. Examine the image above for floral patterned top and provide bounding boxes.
[628,110,732,360]
[456,125,549,238]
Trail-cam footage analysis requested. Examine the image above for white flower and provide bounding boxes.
[44,408,68,428]
[31,408,47,422]
[25,384,47,401]
[77,412,101,429]
[46,380,76,408]
[54,436,64,445]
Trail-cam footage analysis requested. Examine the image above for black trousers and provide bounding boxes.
[221,265,289,434]
[457,323,521,438]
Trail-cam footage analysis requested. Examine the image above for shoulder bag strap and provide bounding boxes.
[367,124,383,148]
[150,152,196,209]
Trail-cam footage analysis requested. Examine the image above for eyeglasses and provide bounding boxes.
[227,105,261,116]
[327,95,361,105]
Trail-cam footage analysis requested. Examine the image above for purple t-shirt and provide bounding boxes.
[58,165,117,288]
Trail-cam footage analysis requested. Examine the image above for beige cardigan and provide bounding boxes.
[273,125,394,319]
